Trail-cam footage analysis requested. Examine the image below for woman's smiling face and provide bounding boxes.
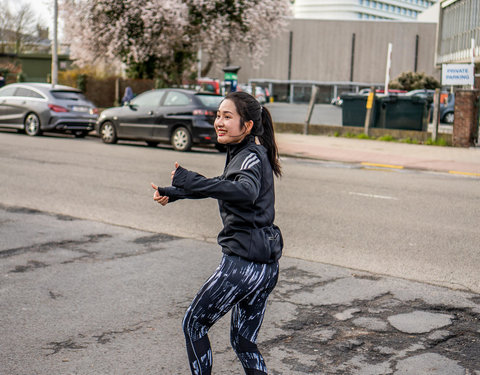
[214,99,249,144]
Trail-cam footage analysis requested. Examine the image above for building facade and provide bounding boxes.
[207,18,438,103]
[294,0,439,21]
[437,0,480,64]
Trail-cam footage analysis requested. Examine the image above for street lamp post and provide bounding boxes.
[51,0,58,87]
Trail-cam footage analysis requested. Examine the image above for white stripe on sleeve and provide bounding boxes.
[241,153,260,170]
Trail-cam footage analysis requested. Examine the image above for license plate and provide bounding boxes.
[71,106,89,112]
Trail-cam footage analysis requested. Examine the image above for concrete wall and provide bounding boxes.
[207,18,439,85]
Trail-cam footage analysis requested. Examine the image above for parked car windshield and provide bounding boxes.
[195,94,224,108]
[405,89,433,96]
[51,90,86,101]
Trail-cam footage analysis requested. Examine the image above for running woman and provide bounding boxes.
[151,91,283,375]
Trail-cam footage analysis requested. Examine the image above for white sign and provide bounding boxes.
[442,64,475,85]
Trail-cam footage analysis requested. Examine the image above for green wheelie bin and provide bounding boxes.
[375,95,429,131]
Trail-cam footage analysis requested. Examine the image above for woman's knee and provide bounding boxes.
[183,309,208,341]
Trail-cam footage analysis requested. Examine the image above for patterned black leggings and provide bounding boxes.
[182,254,279,375]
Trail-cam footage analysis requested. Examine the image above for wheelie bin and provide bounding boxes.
[375,95,428,131]
[341,94,373,127]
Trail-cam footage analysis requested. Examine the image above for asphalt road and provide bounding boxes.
[2,203,479,374]
[1,131,480,374]
[266,103,343,126]
[0,131,478,292]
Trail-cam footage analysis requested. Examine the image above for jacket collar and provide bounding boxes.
[227,135,255,159]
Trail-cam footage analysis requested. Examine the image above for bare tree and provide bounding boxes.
[13,3,36,53]
[0,1,45,54]
[0,5,14,53]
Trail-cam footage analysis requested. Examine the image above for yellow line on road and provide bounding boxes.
[361,162,404,170]
[449,170,480,177]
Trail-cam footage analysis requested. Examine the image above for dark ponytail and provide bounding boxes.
[259,106,282,177]
[225,91,282,177]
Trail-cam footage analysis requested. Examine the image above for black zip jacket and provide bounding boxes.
[158,135,283,263]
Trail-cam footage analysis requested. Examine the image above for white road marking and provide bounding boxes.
[348,192,398,200]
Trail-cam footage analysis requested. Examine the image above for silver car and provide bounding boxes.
[0,83,98,137]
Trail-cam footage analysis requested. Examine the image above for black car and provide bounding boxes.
[96,89,224,151]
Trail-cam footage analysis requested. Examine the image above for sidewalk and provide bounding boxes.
[276,132,480,176]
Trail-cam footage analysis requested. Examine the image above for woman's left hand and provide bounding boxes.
[151,183,169,206]
[171,162,179,180]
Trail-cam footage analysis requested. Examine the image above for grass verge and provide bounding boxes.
[331,132,449,146]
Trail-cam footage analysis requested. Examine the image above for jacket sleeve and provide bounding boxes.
[172,159,262,203]
[157,186,208,203]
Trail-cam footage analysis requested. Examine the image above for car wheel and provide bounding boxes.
[74,131,87,138]
[443,112,454,124]
[171,127,192,151]
[100,121,117,144]
[146,141,158,147]
[24,113,42,136]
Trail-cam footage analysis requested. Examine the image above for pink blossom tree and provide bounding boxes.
[61,0,291,84]
[62,0,189,81]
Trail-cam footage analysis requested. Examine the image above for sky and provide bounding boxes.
[18,0,53,25]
